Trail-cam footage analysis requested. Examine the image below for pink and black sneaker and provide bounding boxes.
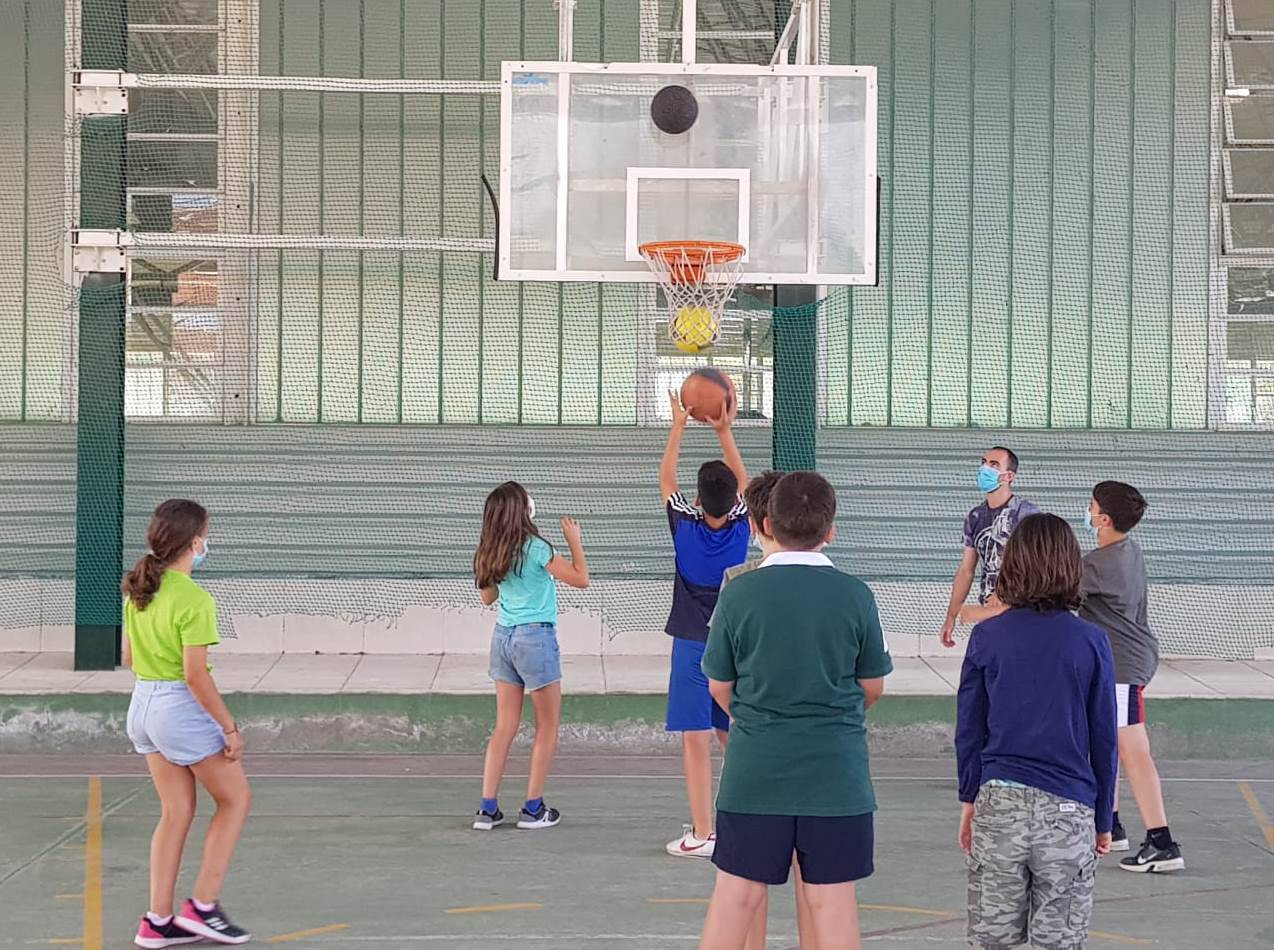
[174,899,252,945]
[133,915,201,949]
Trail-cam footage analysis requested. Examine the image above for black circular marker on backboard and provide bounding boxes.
[651,85,699,135]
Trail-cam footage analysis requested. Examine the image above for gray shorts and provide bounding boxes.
[488,623,561,692]
[967,784,1098,950]
[127,680,228,767]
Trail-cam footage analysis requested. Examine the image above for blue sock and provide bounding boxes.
[481,797,498,815]
[524,797,543,815]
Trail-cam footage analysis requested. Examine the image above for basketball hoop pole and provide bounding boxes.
[681,0,697,64]
[555,0,575,61]
[772,0,817,67]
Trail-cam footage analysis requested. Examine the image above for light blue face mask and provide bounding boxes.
[977,465,1002,494]
[1084,509,1099,538]
[192,537,210,570]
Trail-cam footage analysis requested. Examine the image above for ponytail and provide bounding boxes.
[122,552,167,611]
[121,499,209,611]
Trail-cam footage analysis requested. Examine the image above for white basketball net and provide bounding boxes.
[639,242,746,352]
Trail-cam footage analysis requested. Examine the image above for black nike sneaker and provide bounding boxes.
[1120,836,1185,873]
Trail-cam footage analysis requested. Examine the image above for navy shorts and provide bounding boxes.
[665,637,730,733]
[712,810,875,886]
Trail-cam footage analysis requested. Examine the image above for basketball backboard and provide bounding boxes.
[498,62,878,285]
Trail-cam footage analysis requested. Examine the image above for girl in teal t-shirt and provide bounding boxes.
[471,481,590,832]
[121,499,252,947]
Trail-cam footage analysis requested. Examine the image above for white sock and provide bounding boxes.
[146,912,172,926]
[193,898,217,913]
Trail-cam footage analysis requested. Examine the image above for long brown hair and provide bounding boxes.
[122,499,209,610]
[473,482,544,589]
[995,513,1083,613]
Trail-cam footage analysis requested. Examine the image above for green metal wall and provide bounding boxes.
[0,0,1220,430]
[826,0,1212,429]
[0,0,67,422]
[253,0,648,425]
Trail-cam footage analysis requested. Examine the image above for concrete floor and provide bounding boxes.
[2,755,1273,949]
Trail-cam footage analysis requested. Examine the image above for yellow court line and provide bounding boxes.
[445,902,542,915]
[860,903,958,919]
[1238,781,1274,851]
[648,898,709,905]
[83,777,102,950]
[265,924,350,944]
[1089,931,1153,946]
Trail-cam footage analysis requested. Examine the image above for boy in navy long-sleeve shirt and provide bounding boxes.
[955,513,1117,950]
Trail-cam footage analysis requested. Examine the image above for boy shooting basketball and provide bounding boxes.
[660,385,749,860]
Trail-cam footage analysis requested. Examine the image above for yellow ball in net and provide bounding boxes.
[671,305,718,354]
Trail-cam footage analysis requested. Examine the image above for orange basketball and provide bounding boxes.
[680,368,736,423]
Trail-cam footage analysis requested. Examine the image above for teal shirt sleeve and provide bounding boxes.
[853,586,893,679]
[702,586,738,682]
[529,536,553,570]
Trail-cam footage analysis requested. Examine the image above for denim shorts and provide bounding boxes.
[126,679,228,767]
[488,623,562,692]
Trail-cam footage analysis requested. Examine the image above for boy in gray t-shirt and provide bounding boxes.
[1082,481,1183,874]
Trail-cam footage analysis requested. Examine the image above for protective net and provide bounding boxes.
[2,0,1273,663]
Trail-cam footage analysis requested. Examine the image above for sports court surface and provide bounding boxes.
[4,754,1273,949]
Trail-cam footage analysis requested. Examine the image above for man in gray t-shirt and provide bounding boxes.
[1082,481,1183,874]
[941,446,1040,647]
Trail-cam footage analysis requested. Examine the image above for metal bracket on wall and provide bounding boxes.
[71,229,131,275]
[72,70,130,116]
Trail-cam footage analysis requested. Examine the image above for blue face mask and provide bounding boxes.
[1084,509,1099,538]
[977,465,1002,494]
[192,537,209,570]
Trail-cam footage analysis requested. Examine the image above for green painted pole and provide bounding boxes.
[769,1,819,473]
[74,0,128,670]
[771,287,819,472]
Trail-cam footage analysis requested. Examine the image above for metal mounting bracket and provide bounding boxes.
[71,229,132,275]
[72,70,131,116]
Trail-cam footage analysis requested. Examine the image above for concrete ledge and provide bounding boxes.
[4,652,1274,698]
[6,577,1274,660]
[3,692,1274,760]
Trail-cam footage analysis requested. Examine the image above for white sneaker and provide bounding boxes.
[666,826,715,859]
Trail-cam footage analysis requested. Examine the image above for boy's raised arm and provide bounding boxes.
[660,391,691,501]
[707,400,747,492]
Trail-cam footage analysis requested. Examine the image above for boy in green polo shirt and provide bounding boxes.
[699,472,893,950]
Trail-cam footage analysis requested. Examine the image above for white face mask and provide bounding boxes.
[527,496,537,520]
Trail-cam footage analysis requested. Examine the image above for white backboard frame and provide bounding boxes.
[498,60,879,286]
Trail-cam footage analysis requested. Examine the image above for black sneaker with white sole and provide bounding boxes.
[1119,837,1185,873]
[174,900,252,945]
[1110,818,1130,853]
[473,808,505,831]
[517,803,561,829]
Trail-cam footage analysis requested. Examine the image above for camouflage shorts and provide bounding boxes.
[967,784,1099,949]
